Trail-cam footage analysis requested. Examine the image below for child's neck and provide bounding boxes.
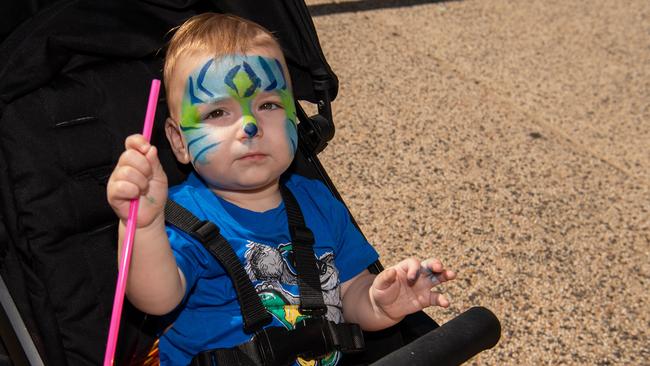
[213,180,282,213]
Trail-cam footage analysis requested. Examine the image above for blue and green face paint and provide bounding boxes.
[180,54,297,166]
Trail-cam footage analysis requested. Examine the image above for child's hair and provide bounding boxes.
[164,13,285,111]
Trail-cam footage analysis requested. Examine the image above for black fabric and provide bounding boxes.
[0,0,339,364]
[192,340,261,366]
[0,1,447,365]
[164,200,272,334]
[0,0,62,44]
[194,321,365,366]
[0,57,173,365]
[0,0,338,108]
[279,186,327,316]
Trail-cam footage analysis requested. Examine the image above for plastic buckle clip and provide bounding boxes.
[192,221,220,243]
[254,327,294,366]
[294,317,332,360]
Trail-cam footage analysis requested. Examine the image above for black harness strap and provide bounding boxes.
[165,200,272,334]
[280,186,327,316]
[166,186,360,366]
[193,319,365,366]
[191,340,261,366]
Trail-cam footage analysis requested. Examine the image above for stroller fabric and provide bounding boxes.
[0,0,339,364]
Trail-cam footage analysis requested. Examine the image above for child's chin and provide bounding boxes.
[236,167,288,188]
[235,176,279,191]
[201,174,275,192]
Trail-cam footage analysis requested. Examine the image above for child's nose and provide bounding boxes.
[241,115,260,139]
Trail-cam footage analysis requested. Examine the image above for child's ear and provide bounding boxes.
[165,117,191,164]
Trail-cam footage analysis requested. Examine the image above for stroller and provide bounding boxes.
[0,0,501,365]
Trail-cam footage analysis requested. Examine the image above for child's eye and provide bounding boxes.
[203,109,226,120]
[259,102,282,111]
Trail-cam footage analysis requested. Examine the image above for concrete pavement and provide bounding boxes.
[305,0,649,364]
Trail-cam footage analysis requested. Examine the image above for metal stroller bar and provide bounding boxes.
[0,277,44,366]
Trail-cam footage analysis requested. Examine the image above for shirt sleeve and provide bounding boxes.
[166,226,212,299]
[332,200,379,282]
[302,178,379,283]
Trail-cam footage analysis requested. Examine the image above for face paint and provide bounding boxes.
[179,54,298,166]
[243,122,258,138]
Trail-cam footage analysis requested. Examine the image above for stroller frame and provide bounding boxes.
[0,0,500,365]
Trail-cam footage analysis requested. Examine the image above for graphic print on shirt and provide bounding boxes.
[244,241,342,366]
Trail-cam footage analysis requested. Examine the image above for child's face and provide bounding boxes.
[168,47,297,191]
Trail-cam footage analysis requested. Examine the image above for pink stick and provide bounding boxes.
[104,79,161,366]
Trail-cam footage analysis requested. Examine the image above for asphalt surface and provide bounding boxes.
[304,0,649,364]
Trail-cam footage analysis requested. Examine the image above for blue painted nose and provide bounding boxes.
[243,122,258,138]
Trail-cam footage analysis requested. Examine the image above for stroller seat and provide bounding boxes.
[0,1,499,365]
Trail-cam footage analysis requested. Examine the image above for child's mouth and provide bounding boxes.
[239,153,267,161]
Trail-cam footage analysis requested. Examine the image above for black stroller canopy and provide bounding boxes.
[0,1,500,365]
[0,1,339,364]
[0,0,339,108]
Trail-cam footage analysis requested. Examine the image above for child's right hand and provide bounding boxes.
[107,134,168,228]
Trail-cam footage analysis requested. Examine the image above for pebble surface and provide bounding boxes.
[304,0,649,364]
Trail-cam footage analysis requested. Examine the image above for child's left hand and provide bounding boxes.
[370,257,456,321]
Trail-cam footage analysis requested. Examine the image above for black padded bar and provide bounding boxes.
[370,307,501,366]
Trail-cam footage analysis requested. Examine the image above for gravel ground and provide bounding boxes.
[304,0,650,364]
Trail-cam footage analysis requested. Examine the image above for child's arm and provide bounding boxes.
[340,258,455,331]
[107,134,185,315]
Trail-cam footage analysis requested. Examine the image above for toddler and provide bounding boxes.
[107,13,455,366]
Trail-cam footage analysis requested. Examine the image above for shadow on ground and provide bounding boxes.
[308,0,461,16]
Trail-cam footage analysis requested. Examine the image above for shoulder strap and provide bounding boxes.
[164,200,272,334]
[164,184,328,326]
[280,186,327,316]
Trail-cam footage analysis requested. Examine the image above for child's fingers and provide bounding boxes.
[429,292,450,308]
[374,268,398,291]
[107,179,141,221]
[145,144,159,163]
[124,134,152,154]
[420,259,456,285]
[429,270,456,286]
[441,270,456,282]
[145,146,166,180]
[423,258,443,273]
[112,165,150,194]
[109,179,142,202]
[118,149,154,179]
[397,257,422,284]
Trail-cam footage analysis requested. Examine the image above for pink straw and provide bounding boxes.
[104,79,161,366]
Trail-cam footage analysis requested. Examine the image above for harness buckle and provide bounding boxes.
[293,317,332,360]
[254,327,294,366]
[253,319,334,365]
[194,320,366,366]
[192,221,220,243]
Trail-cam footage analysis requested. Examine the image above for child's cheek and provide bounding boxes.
[179,100,223,166]
[183,125,223,166]
[280,90,298,156]
[285,118,298,157]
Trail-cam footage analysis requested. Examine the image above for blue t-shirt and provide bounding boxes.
[158,173,379,366]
